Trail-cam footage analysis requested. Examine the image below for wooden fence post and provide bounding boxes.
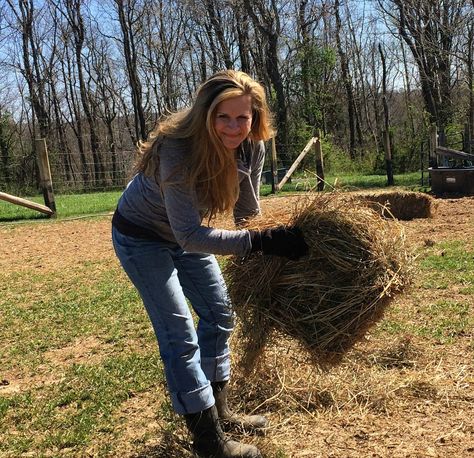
[270,137,278,194]
[35,138,57,216]
[383,130,394,185]
[276,137,314,192]
[464,122,471,154]
[0,192,54,215]
[429,125,438,169]
[314,130,325,191]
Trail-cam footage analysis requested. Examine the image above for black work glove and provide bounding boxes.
[249,226,309,260]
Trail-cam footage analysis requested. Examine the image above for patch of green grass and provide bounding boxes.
[0,354,164,454]
[261,171,424,195]
[378,241,473,343]
[54,191,122,217]
[416,300,471,343]
[419,241,474,293]
[0,259,166,456]
[0,191,121,221]
[325,171,423,189]
[378,315,409,335]
[379,299,472,344]
[0,265,148,373]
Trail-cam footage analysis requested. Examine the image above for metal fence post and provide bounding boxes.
[314,130,325,191]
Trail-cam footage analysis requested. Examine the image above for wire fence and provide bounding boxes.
[49,149,137,193]
[0,148,136,196]
[0,140,317,198]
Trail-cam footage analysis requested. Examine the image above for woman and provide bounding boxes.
[112,70,308,458]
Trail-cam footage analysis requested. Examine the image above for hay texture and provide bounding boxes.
[224,194,413,369]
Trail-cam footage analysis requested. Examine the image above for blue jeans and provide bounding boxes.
[112,227,233,415]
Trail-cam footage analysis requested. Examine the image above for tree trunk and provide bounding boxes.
[233,3,251,74]
[6,0,50,138]
[62,0,104,187]
[61,47,89,186]
[334,0,357,159]
[115,0,147,142]
[204,0,233,68]
[467,21,474,153]
[386,0,463,146]
[399,37,416,139]
[379,43,394,186]
[51,78,73,184]
[243,0,288,155]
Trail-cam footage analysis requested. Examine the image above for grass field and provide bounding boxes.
[0,187,473,457]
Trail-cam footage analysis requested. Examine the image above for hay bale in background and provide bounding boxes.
[354,191,435,220]
[224,193,413,370]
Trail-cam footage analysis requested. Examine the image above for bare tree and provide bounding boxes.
[344,2,374,149]
[378,0,467,144]
[295,0,322,130]
[59,35,89,185]
[467,19,474,152]
[203,0,233,69]
[398,36,416,141]
[378,43,394,185]
[113,0,147,142]
[232,1,252,73]
[334,0,358,158]
[87,33,120,184]
[44,4,75,185]
[243,0,288,152]
[56,0,105,186]
[5,0,50,138]
[141,0,186,116]
[449,4,474,152]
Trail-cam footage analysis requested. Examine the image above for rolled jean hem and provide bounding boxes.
[171,383,215,415]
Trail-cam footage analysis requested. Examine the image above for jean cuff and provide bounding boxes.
[170,382,215,415]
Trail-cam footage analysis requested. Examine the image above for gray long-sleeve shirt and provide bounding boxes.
[117,137,265,256]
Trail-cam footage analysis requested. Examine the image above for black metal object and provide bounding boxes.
[429,167,474,195]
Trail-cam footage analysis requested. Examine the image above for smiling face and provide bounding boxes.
[213,95,253,151]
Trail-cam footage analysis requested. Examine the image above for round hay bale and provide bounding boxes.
[354,191,436,220]
[224,193,413,369]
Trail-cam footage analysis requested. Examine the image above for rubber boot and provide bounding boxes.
[212,381,268,431]
[184,405,262,458]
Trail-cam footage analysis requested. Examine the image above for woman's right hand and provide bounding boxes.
[249,226,309,260]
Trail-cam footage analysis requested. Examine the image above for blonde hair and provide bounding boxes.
[136,70,275,218]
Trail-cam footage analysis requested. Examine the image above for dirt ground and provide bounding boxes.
[1,192,472,274]
[0,192,472,273]
[1,192,473,458]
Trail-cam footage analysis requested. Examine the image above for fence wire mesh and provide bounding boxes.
[0,139,319,197]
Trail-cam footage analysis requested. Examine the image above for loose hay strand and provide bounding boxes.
[224,193,413,369]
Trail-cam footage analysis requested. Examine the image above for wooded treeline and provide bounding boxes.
[0,0,473,193]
